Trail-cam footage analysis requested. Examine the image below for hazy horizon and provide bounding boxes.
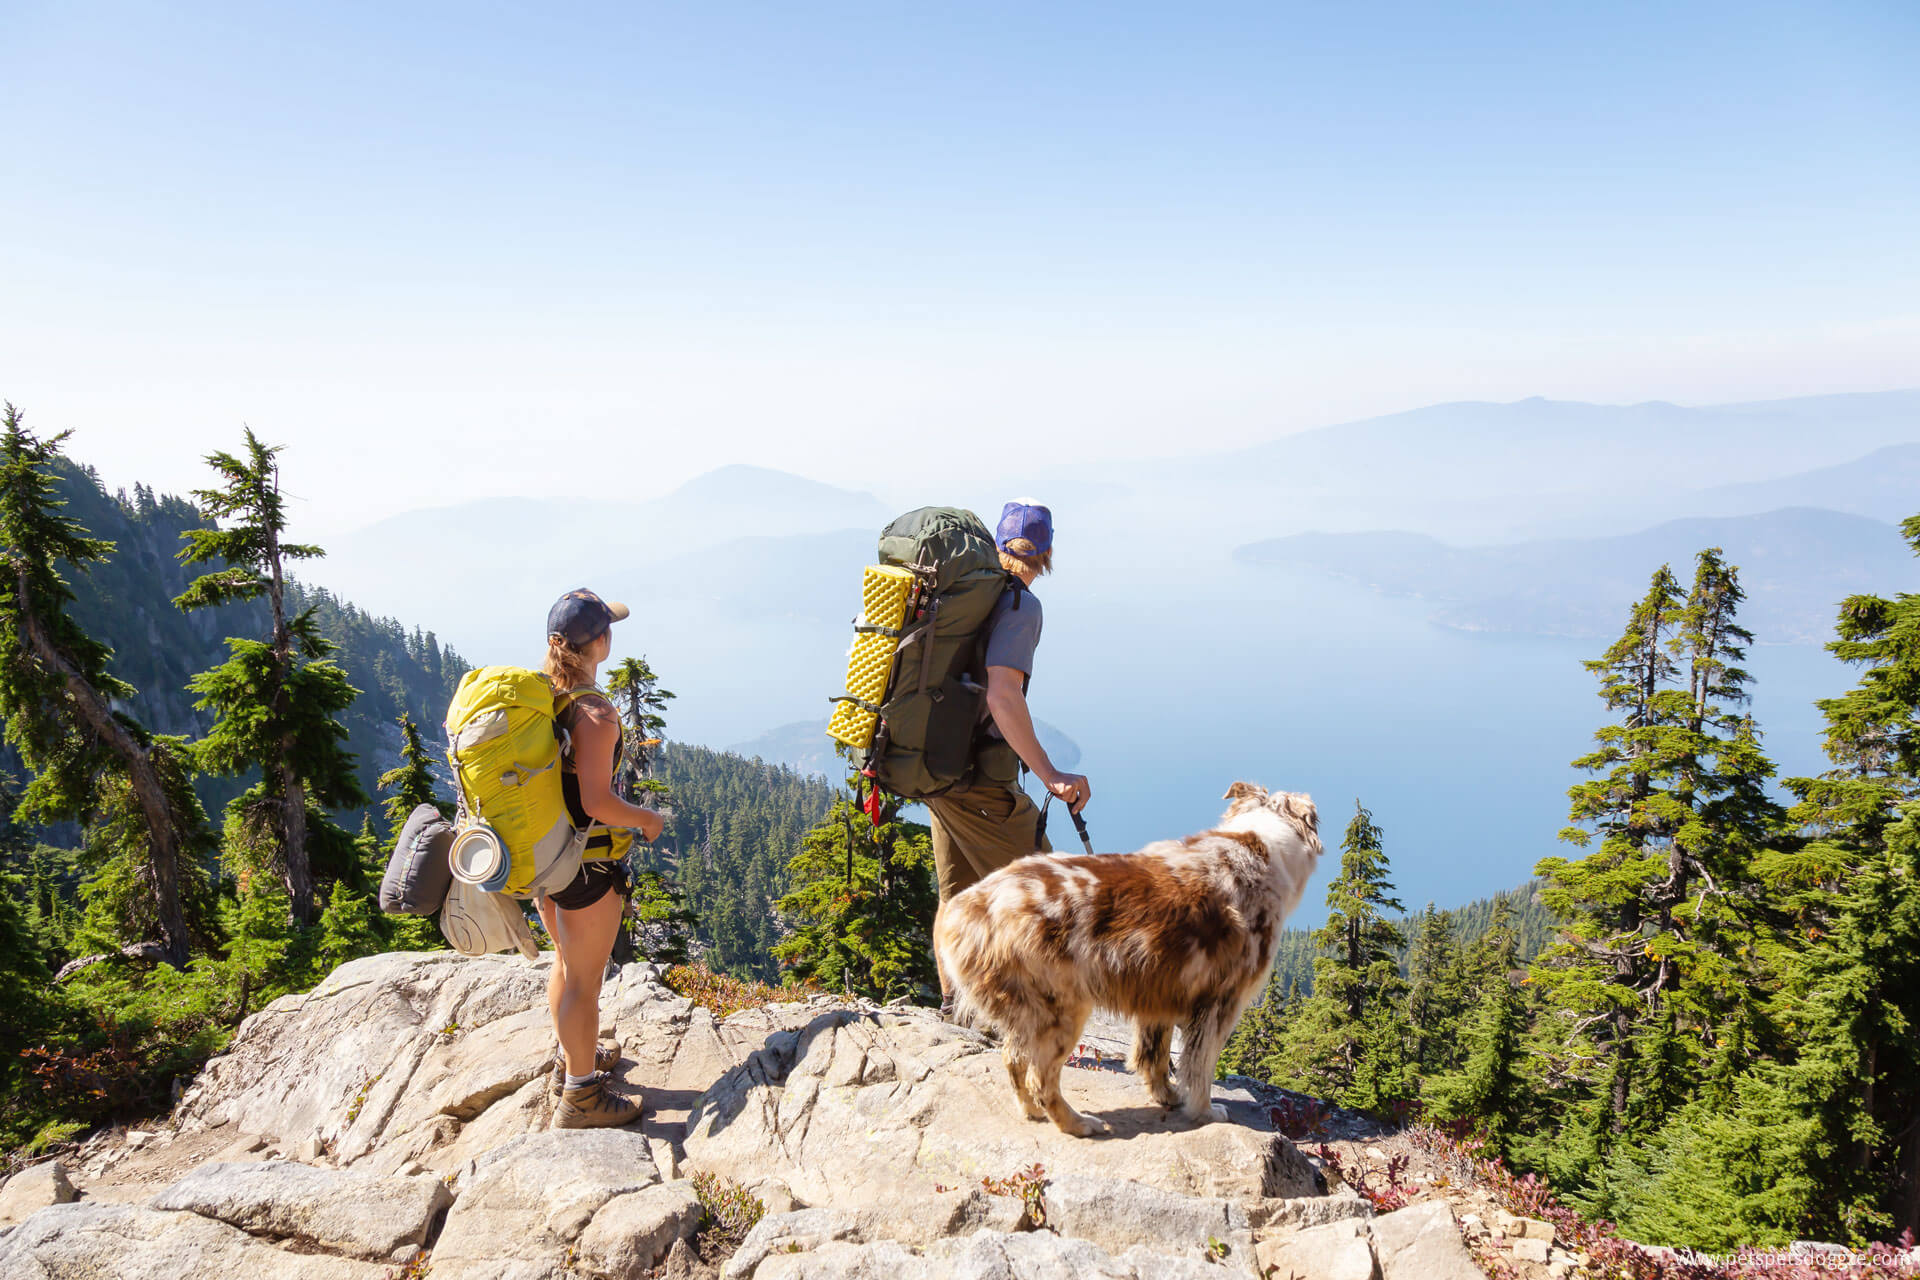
[5,2,1917,534]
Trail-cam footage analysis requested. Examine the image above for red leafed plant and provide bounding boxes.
[1312,1143,1418,1214]
[1267,1096,1332,1139]
[1405,1126,1920,1280]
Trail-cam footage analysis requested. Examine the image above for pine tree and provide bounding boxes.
[1762,518,1920,1241]
[1535,566,1686,1148]
[1405,903,1467,1073]
[0,407,205,965]
[604,655,675,803]
[626,868,699,965]
[1428,897,1533,1159]
[1646,550,1779,1041]
[603,654,693,963]
[0,770,60,1133]
[1262,801,1409,1109]
[176,428,364,924]
[1217,974,1293,1079]
[377,712,446,841]
[315,879,384,974]
[1533,554,1776,1159]
[774,782,939,1002]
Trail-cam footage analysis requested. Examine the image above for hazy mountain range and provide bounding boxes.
[1236,507,1908,643]
[299,389,1919,924]
[728,718,1083,780]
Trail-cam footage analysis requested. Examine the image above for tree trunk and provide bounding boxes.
[20,603,190,966]
[264,466,314,925]
[1896,1107,1920,1240]
[279,767,312,924]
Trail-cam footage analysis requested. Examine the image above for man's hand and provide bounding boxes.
[1045,772,1093,815]
[634,809,666,842]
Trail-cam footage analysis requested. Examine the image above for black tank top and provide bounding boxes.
[556,689,631,858]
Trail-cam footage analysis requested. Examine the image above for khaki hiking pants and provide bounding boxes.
[926,778,1054,903]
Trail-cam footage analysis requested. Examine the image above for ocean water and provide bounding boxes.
[604,546,1852,929]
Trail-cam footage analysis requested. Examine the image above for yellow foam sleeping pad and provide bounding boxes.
[828,565,918,749]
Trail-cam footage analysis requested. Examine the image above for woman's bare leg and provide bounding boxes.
[548,889,624,1077]
[536,896,566,1050]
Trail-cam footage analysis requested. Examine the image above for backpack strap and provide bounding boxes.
[551,684,609,843]
[969,576,1029,688]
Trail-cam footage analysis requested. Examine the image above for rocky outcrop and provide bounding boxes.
[149,1159,451,1261]
[0,952,1497,1279]
[0,1202,393,1279]
[728,1228,1234,1280]
[682,1006,1321,1209]
[0,1160,76,1227]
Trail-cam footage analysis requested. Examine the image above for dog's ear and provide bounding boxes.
[1223,781,1267,801]
[1277,792,1319,833]
[1276,792,1322,849]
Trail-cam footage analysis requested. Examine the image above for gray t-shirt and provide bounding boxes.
[981,586,1041,740]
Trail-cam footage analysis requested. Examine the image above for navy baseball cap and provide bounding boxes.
[995,501,1053,555]
[546,588,629,646]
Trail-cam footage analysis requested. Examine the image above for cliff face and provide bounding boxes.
[0,952,1506,1279]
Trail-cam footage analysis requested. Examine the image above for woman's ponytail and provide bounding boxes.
[542,635,595,695]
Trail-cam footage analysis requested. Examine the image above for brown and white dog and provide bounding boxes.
[932,783,1322,1135]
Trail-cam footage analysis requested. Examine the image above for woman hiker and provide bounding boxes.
[536,588,667,1129]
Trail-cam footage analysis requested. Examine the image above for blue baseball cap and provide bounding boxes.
[995,501,1053,555]
[546,588,629,646]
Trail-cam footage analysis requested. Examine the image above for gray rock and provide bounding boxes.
[169,952,819,1176]
[663,1236,701,1279]
[1370,1200,1483,1280]
[741,1228,1241,1279]
[1255,1217,1379,1280]
[1250,1186,1372,1232]
[431,1129,659,1280]
[750,1238,934,1280]
[0,1161,76,1227]
[0,1202,389,1278]
[721,1193,1031,1280]
[723,1209,868,1280]
[684,1007,1321,1209]
[575,1180,702,1279]
[751,1176,796,1216]
[150,1159,452,1260]
[1041,1172,1251,1259]
[1513,1236,1552,1262]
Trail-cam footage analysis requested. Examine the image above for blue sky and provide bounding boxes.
[2,1,1915,530]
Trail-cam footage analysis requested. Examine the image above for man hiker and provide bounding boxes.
[925,501,1093,909]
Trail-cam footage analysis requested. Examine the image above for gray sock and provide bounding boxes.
[564,1071,596,1089]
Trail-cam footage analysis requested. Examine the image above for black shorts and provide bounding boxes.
[547,859,630,912]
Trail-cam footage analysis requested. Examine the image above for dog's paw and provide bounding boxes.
[1183,1102,1230,1125]
[1148,1088,1185,1111]
[1057,1111,1111,1137]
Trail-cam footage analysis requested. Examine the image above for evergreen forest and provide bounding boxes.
[1,403,1916,1255]
[1221,544,1920,1252]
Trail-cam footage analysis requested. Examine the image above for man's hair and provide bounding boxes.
[999,538,1053,577]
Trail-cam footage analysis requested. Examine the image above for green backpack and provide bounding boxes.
[838,507,1022,799]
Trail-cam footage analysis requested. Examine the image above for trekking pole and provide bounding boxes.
[1068,806,1094,855]
[1039,791,1096,854]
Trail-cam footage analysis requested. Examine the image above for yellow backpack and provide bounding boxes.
[443,667,595,899]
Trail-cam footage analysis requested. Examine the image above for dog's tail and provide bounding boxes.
[932,898,988,1031]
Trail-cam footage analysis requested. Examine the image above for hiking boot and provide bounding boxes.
[548,1042,622,1097]
[551,1072,644,1130]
